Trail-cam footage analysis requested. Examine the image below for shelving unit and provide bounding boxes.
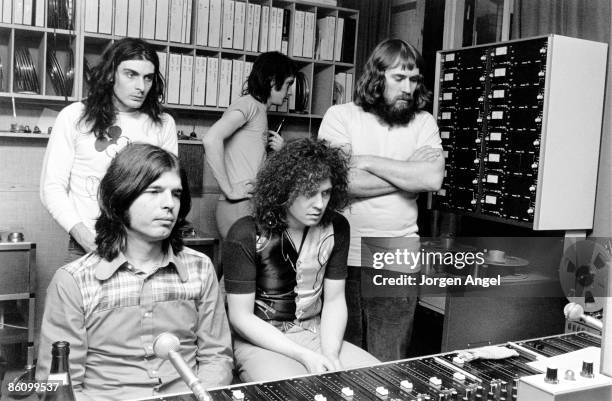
[0,242,37,366]
[0,0,359,127]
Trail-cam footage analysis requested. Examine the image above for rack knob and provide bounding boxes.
[545,366,558,384]
[581,360,594,378]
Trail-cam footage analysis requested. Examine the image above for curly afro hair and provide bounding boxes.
[253,138,350,233]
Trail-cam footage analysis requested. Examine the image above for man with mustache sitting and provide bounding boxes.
[318,39,445,361]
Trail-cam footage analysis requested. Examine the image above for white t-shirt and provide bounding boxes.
[40,102,178,234]
[318,102,441,266]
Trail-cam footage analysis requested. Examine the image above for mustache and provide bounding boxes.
[394,95,413,102]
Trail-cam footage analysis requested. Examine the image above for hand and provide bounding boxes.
[69,223,96,252]
[267,131,285,151]
[322,353,343,371]
[298,350,336,374]
[456,346,519,362]
[408,145,442,162]
[223,180,254,201]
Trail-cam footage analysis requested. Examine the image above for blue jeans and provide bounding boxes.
[345,265,417,362]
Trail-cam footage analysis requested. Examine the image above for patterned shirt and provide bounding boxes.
[223,213,349,322]
[36,247,233,401]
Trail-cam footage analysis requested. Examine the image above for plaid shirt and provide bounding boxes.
[37,247,233,401]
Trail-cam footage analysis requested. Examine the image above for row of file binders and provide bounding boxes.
[1,0,47,26]
[82,0,352,62]
[158,52,298,111]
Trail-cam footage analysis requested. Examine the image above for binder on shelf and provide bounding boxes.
[233,1,245,50]
[2,0,11,24]
[141,0,156,39]
[243,61,253,83]
[155,0,169,40]
[288,79,296,110]
[334,17,344,62]
[345,72,353,102]
[280,8,289,55]
[208,0,222,47]
[205,56,219,106]
[195,0,210,46]
[182,0,192,44]
[84,0,99,32]
[292,10,305,57]
[218,58,232,107]
[115,0,129,36]
[179,54,194,105]
[341,18,356,63]
[268,7,278,52]
[127,0,142,38]
[244,3,254,52]
[13,0,23,25]
[231,59,244,103]
[156,51,168,80]
[169,0,183,42]
[34,0,45,26]
[250,3,261,52]
[98,0,113,34]
[23,0,32,25]
[302,11,315,58]
[221,0,234,48]
[193,55,207,106]
[259,5,269,52]
[334,72,346,104]
[167,53,182,104]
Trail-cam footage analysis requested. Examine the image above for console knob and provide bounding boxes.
[429,376,442,388]
[400,380,413,391]
[341,387,354,398]
[375,386,389,397]
[581,360,594,378]
[453,372,466,383]
[452,356,465,366]
[545,366,558,384]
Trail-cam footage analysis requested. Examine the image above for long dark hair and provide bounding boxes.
[95,144,191,260]
[80,38,165,138]
[245,51,297,103]
[355,38,431,112]
[252,138,349,234]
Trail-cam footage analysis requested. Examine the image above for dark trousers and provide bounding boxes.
[345,265,417,362]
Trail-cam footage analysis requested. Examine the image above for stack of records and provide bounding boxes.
[13,48,40,94]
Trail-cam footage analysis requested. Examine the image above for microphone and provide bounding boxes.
[153,332,212,401]
[564,302,603,330]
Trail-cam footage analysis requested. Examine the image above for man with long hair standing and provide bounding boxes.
[40,38,178,261]
[203,51,297,238]
[319,39,444,361]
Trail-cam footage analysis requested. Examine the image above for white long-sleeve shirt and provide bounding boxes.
[40,102,178,235]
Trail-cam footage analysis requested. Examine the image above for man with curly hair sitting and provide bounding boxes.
[222,138,379,382]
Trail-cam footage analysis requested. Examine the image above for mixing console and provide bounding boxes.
[136,332,604,401]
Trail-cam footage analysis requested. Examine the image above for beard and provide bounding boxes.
[371,95,417,127]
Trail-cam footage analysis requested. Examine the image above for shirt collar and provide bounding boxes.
[94,248,188,282]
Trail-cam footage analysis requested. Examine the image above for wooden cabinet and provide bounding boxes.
[0,242,36,366]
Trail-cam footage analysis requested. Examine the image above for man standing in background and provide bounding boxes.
[318,39,444,361]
